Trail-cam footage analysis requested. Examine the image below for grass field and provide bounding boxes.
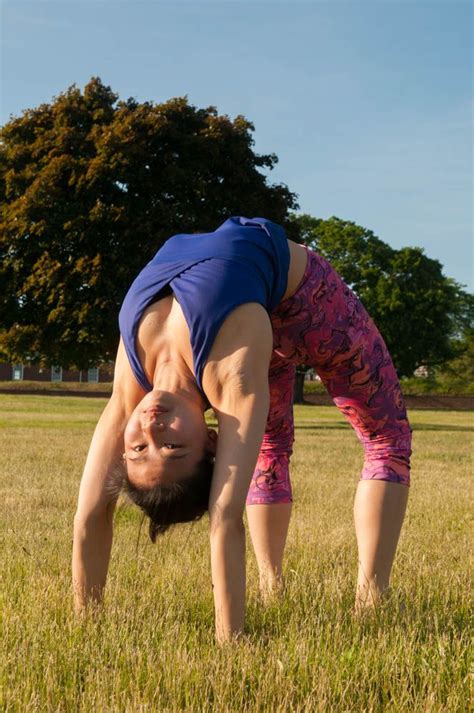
[1,394,472,712]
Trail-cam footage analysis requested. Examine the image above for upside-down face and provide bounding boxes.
[123,390,217,489]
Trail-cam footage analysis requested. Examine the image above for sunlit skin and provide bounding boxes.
[123,388,217,488]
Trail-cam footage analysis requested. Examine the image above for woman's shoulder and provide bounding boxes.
[202,303,273,407]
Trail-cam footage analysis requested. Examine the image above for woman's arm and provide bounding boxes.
[72,394,126,610]
[204,304,273,643]
[210,392,270,642]
[246,356,296,505]
[72,339,142,612]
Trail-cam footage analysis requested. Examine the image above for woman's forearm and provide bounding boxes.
[210,519,246,643]
[72,389,128,612]
[72,511,114,611]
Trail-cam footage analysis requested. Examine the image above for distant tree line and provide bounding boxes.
[1,77,472,390]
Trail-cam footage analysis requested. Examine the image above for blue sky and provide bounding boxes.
[2,0,472,288]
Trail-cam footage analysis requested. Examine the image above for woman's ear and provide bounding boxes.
[206,428,218,455]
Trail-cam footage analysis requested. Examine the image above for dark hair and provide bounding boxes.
[122,456,214,542]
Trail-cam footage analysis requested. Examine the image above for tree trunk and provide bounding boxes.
[293,367,307,404]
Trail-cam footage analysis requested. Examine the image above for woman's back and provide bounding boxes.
[119,216,296,394]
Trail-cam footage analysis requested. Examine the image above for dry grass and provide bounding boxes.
[1,395,472,712]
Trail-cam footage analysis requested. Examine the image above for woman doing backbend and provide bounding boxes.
[72,216,411,643]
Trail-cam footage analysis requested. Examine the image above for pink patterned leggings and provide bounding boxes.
[246,247,412,505]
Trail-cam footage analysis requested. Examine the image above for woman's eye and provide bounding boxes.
[133,445,146,452]
[164,444,179,450]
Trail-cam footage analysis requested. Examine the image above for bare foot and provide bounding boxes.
[259,575,285,605]
[354,587,406,619]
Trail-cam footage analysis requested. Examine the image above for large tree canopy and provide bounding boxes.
[0,77,298,367]
[290,214,473,377]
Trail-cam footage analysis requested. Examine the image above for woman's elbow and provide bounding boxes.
[209,508,245,538]
[73,505,114,533]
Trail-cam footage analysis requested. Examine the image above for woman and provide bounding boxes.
[72,216,411,643]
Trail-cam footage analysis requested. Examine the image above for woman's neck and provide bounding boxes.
[152,357,207,411]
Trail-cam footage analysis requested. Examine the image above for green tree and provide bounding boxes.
[435,329,474,393]
[289,214,472,377]
[0,77,298,368]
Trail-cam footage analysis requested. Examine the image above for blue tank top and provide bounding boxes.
[118,216,290,396]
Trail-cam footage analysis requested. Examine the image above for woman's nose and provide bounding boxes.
[143,420,166,432]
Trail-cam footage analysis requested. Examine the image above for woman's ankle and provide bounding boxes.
[259,572,284,604]
[354,577,390,614]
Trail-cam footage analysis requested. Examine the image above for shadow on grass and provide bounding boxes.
[404,424,473,432]
[294,423,473,433]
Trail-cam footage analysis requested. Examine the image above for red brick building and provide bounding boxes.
[0,362,114,383]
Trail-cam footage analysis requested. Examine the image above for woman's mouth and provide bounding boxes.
[145,407,169,415]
